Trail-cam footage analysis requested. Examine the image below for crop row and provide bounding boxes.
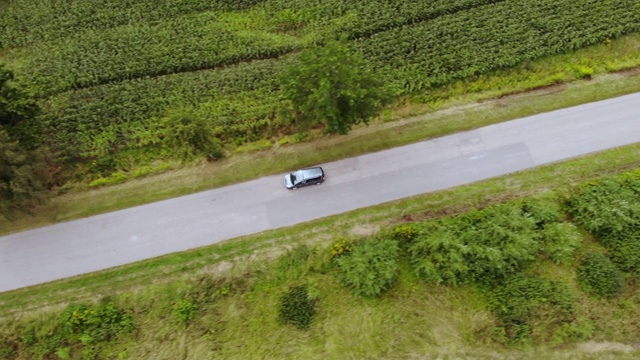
[263,0,506,39]
[355,0,640,93]
[11,12,304,97]
[40,58,288,160]
[0,0,265,48]
[7,0,505,97]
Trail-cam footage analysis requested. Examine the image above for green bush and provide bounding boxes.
[567,177,640,239]
[173,299,199,324]
[567,172,640,274]
[408,204,539,285]
[578,253,625,298]
[161,109,224,161]
[330,237,355,258]
[26,300,134,358]
[520,199,560,229]
[486,274,575,345]
[607,232,640,275]
[278,285,316,329]
[538,222,581,265]
[390,224,419,246]
[334,238,399,297]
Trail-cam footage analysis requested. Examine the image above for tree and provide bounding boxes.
[0,64,40,148]
[279,40,389,135]
[0,127,50,214]
[161,108,224,161]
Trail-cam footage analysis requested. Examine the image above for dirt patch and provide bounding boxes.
[576,341,639,354]
[614,66,640,77]
[350,223,380,237]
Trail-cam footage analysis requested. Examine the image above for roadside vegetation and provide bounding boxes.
[1,147,640,359]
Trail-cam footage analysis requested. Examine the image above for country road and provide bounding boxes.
[2,92,640,293]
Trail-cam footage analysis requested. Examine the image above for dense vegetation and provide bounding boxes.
[1,0,639,185]
[2,168,639,358]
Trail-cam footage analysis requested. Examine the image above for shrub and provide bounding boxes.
[520,199,560,229]
[88,172,128,188]
[607,232,640,275]
[408,204,539,285]
[334,238,399,297]
[390,224,419,246]
[161,109,224,161]
[330,237,355,258]
[173,299,199,324]
[538,223,582,265]
[278,285,316,329]
[577,253,625,298]
[486,274,575,345]
[567,177,640,238]
[574,65,594,78]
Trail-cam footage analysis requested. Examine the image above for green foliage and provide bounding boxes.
[89,172,129,188]
[538,223,581,265]
[330,237,355,257]
[567,176,640,238]
[15,14,302,96]
[279,39,389,134]
[334,238,399,297]
[567,171,640,274]
[24,301,134,358]
[0,0,264,48]
[0,65,38,129]
[233,139,272,153]
[607,232,640,275]
[161,109,224,161]
[520,199,561,229]
[486,274,575,345]
[3,0,638,177]
[389,224,419,247]
[173,299,199,324]
[574,65,594,79]
[0,65,40,149]
[278,285,316,329]
[408,204,540,285]
[0,127,50,214]
[276,244,311,280]
[355,0,640,93]
[577,253,625,298]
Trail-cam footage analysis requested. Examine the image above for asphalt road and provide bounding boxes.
[2,92,640,292]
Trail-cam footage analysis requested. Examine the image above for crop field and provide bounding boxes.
[1,0,639,177]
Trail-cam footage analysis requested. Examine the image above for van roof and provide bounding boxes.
[301,167,324,179]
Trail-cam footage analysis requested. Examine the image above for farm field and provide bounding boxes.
[1,0,639,183]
